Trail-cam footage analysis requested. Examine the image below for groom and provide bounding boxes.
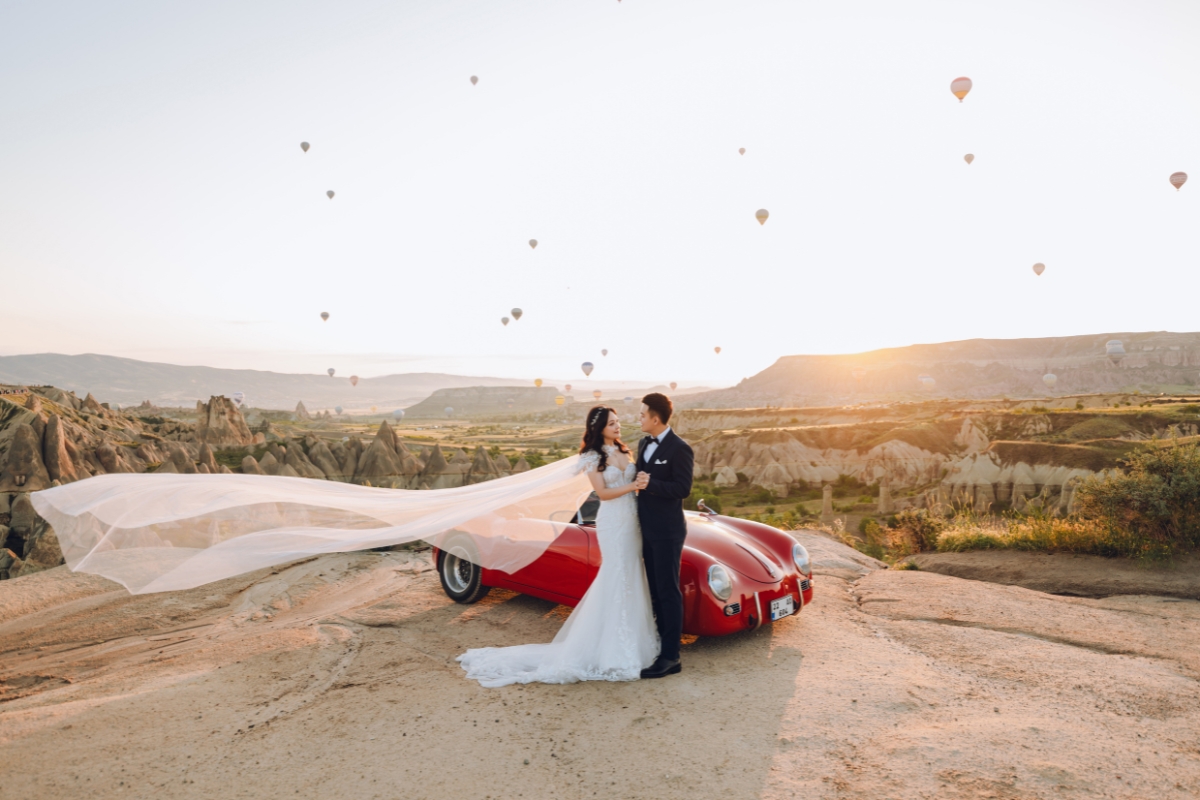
[635,392,694,679]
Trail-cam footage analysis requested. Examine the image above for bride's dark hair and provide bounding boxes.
[579,406,630,472]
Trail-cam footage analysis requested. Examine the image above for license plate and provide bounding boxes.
[770,594,795,621]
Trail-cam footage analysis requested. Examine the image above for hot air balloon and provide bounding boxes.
[501,316,510,326]
[1170,172,1188,191]
[669,382,677,391]
[232,392,245,407]
[350,375,359,387]
[1043,373,1057,388]
[623,396,633,406]
[327,368,336,377]
[593,390,602,400]
[581,362,594,376]
[738,148,745,155]
[601,349,608,357]
[370,406,377,413]
[470,75,478,85]
[529,239,538,250]
[320,312,329,322]
[564,384,572,392]
[444,406,454,416]
[393,409,405,421]
[335,406,343,414]
[714,347,721,354]
[964,154,974,165]
[1106,340,1126,363]
[512,308,523,321]
[555,395,565,406]
[755,209,769,225]
[1033,263,1045,276]
[300,142,310,153]
[950,76,972,102]
[534,378,543,387]
[326,190,335,199]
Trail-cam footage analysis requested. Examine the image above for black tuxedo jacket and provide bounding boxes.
[635,429,694,543]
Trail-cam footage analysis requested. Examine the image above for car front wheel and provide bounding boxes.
[437,538,491,604]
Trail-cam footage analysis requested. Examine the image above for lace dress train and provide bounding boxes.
[457,449,660,687]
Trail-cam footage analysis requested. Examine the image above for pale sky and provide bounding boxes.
[3,0,1199,387]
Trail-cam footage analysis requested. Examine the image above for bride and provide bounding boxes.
[457,406,661,687]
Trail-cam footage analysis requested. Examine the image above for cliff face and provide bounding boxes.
[684,397,1199,512]
[686,331,1200,409]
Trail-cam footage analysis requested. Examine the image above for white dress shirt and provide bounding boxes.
[642,426,671,464]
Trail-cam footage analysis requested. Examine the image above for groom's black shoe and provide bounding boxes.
[640,656,682,679]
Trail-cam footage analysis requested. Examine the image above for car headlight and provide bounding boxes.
[707,564,733,601]
[793,543,812,577]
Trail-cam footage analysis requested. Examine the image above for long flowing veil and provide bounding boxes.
[30,455,592,595]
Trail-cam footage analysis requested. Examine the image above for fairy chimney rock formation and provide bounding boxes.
[294,401,311,421]
[512,455,531,474]
[877,477,892,515]
[0,424,51,492]
[821,483,834,524]
[241,455,265,475]
[307,440,343,480]
[42,415,78,484]
[355,423,406,487]
[195,396,254,447]
[467,446,500,484]
[418,445,462,490]
[491,452,512,477]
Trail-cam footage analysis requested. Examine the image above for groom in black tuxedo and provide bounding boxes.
[635,392,694,679]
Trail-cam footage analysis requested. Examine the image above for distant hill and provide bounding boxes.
[0,353,532,411]
[684,332,1200,408]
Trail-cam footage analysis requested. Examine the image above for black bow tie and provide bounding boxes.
[647,437,659,445]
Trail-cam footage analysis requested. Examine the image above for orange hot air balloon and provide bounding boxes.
[738,148,745,155]
[950,76,972,102]
[1032,263,1045,276]
[350,375,359,387]
[300,142,310,153]
[1170,172,1188,191]
[593,390,602,400]
[534,378,543,388]
[714,346,721,354]
[564,384,572,392]
[470,75,478,85]
[555,395,565,406]
[964,153,974,165]
[755,209,769,225]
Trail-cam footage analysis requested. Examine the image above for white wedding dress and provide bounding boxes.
[457,446,661,687]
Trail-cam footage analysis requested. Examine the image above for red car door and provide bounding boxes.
[502,523,594,604]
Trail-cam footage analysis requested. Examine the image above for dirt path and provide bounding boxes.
[2,535,1199,799]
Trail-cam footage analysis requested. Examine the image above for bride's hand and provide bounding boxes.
[634,472,650,491]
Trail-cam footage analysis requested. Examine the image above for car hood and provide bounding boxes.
[684,516,784,584]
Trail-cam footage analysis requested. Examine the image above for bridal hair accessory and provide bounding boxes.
[589,408,606,427]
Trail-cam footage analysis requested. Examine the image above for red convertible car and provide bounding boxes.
[434,497,813,636]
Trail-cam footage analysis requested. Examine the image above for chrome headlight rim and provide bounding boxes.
[792,543,812,577]
[707,564,733,601]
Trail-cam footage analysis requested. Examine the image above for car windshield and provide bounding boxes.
[575,492,600,525]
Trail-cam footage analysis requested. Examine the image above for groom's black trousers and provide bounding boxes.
[642,534,685,661]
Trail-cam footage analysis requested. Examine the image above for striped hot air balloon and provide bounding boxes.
[1170,172,1188,191]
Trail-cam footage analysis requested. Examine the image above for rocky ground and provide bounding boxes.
[2,532,1198,799]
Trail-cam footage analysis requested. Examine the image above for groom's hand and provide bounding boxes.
[635,472,650,491]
